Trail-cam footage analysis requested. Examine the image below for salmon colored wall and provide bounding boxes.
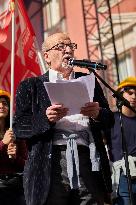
[64,0,89,73]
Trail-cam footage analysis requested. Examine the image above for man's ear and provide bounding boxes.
[44,52,51,65]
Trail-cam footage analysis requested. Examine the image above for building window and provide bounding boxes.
[112,53,134,83]
[42,0,65,34]
[118,53,135,81]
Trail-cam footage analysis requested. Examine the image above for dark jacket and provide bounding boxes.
[13,72,114,205]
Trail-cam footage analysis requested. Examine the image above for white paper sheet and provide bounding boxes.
[44,73,95,115]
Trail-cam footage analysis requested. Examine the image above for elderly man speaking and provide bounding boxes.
[13,32,114,205]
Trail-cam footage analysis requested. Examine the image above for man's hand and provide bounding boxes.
[80,102,100,119]
[7,142,17,159]
[46,104,69,122]
[2,128,14,145]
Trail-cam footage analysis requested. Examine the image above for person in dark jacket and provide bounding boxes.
[107,77,136,205]
[0,89,27,205]
[13,32,114,205]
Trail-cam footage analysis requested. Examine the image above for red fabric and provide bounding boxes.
[0,141,8,153]
[0,0,42,95]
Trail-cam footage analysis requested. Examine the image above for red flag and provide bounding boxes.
[0,0,43,93]
[0,1,11,43]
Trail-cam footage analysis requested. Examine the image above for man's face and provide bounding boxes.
[44,33,76,77]
[123,88,136,108]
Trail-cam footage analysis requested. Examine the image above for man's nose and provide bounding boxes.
[65,45,73,53]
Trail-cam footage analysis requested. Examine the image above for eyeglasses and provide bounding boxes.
[46,43,77,52]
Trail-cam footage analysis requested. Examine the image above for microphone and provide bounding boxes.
[68,58,107,70]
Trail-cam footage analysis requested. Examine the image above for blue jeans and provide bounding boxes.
[113,174,136,205]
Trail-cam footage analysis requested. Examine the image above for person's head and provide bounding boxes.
[117,77,136,108]
[42,32,77,78]
[0,90,10,128]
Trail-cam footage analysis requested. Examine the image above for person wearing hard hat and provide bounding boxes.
[0,89,27,205]
[108,77,136,205]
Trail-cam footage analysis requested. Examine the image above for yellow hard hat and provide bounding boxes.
[0,90,10,99]
[117,77,136,91]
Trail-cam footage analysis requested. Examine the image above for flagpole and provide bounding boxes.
[10,0,15,129]
[9,0,15,158]
[34,37,48,74]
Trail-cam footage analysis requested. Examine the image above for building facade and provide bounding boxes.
[25,0,136,108]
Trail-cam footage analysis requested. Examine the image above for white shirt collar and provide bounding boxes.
[49,69,75,82]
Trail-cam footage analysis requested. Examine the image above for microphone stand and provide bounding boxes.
[116,99,133,205]
[87,66,135,205]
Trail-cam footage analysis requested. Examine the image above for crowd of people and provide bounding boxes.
[0,32,136,205]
